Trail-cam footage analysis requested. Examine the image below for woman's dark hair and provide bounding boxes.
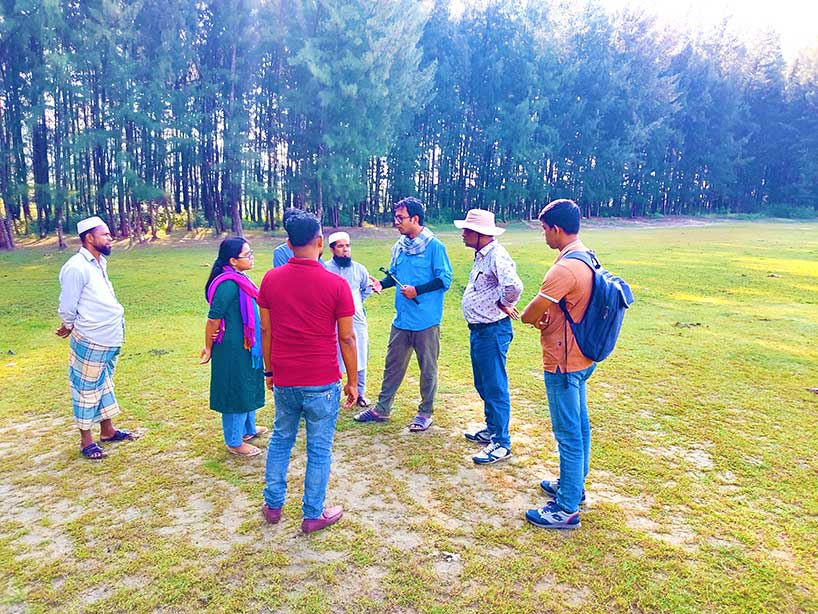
[205,236,247,299]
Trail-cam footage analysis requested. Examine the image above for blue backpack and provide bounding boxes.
[559,251,634,362]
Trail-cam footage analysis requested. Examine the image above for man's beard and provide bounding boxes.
[332,255,352,268]
[98,244,112,256]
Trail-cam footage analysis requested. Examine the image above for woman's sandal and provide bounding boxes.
[227,444,261,457]
[242,426,269,442]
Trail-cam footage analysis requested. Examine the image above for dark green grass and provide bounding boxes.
[0,221,816,613]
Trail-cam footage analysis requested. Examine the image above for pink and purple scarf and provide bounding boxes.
[206,267,263,369]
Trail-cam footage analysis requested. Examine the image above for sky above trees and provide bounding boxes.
[455,0,818,59]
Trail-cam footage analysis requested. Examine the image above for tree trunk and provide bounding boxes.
[149,199,158,241]
[163,196,173,234]
[231,201,244,237]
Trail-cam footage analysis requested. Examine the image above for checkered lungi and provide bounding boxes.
[69,332,121,429]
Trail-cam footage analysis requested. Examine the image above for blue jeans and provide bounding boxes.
[263,382,341,519]
[221,411,258,447]
[543,364,596,513]
[470,318,513,449]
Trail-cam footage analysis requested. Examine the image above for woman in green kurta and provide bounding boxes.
[200,237,266,456]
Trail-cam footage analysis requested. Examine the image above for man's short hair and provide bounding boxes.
[282,207,302,229]
[539,199,580,234]
[79,229,93,245]
[395,196,425,226]
[286,211,322,247]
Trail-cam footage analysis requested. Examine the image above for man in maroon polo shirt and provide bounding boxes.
[258,211,359,533]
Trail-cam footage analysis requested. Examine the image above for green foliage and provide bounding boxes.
[2,1,818,239]
[765,202,817,219]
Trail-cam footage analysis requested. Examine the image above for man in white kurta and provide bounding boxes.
[324,231,375,407]
[56,216,136,460]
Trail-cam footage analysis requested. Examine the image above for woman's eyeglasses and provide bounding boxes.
[237,250,255,259]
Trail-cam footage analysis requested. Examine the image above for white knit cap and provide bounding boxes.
[327,231,350,246]
[77,216,106,235]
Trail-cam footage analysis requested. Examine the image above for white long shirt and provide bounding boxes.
[58,248,125,347]
[324,258,372,368]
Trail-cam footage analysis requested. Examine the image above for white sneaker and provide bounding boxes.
[473,442,511,465]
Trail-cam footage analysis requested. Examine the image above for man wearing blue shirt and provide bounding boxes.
[354,197,452,432]
[272,208,300,268]
[273,207,327,268]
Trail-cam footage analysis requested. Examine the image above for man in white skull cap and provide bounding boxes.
[324,230,377,407]
[56,216,137,460]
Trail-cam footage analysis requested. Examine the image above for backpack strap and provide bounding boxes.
[558,250,598,373]
[562,249,600,270]
[558,250,598,326]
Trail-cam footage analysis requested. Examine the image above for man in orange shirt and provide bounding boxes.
[520,199,595,529]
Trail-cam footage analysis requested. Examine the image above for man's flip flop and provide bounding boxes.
[81,442,107,460]
[242,426,269,442]
[408,415,433,432]
[100,429,137,443]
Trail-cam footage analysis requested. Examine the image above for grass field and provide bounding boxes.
[1,220,817,613]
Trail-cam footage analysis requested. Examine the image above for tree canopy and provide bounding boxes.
[1,0,816,248]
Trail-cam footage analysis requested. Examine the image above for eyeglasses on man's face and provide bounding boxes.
[394,214,410,223]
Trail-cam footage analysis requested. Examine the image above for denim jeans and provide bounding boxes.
[263,382,341,519]
[221,411,258,447]
[374,325,440,417]
[470,318,513,449]
[543,364,596,513]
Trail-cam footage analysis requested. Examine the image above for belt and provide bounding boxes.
[467,317,509,331]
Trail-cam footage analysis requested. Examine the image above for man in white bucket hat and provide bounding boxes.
[56,216,137,460]
[454,209,523,465]
[324,230,376,407]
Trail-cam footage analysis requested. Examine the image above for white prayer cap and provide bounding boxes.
[327,231,350,246]
[77,216,106,235]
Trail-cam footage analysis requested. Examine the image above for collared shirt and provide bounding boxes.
[258,258,355,386]
[58,247,125,347]
[390,231,453,331]
[273,242,327,269]
[324,258,372,367]
[272,243,293,268]
[461,240,523,324]
[537,239,594,373]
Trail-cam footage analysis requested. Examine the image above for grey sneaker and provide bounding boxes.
[525,501,580,529]
[540,479,586,506]
[464,428,491,444]
[473,442,511,465]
